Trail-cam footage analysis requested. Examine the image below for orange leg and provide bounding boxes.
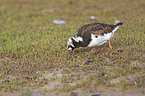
[90,47,95,52]
[84,47,95,54]
[107,40,112,50]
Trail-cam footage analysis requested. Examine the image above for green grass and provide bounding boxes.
[0,0,145,95]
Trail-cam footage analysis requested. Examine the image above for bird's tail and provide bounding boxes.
[116,22,123,26]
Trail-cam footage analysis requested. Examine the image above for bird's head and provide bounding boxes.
[66,36,83,54]
[66,37,76,54]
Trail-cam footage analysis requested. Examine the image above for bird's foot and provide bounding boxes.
[84,47,95,54]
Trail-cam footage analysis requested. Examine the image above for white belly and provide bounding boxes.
[87,26,119,47]
[87,32,114,47]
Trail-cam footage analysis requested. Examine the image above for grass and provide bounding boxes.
[0,0,145,95]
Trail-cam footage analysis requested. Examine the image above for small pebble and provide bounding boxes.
[90,16,99,20]
[91,92,100,96]
[70,92,78,96]
[53,19,66,24]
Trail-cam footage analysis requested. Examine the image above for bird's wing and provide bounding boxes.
[76,23,117,36]
[86,23,117,35]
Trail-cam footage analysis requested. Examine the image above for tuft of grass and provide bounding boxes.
[54,84,57,90]
[22,86,31,96]
[59,84,72,92]
[44,87,47,92]
[141,90,144,94]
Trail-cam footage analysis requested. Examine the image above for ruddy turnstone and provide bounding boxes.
[67,22,123,53]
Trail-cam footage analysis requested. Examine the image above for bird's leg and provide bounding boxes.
[107,40,112,50]
[84,47,95,54]
[90,47,95,52]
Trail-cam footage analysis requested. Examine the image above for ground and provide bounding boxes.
[0,0,145,96]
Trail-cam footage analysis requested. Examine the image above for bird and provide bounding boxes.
[66,22,123,54]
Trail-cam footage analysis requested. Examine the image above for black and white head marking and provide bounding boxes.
[66,37,75,51]
[66,36,84,51]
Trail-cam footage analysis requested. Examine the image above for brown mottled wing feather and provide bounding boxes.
[89,24,116,35]
[76,23,117,36]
